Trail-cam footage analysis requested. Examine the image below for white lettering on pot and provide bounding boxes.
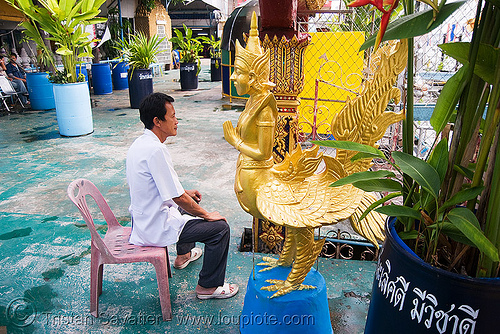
[182,65,195,72]
[375,259,479,334]
[139,73,153,80]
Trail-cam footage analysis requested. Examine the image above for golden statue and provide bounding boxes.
[223,12,408,298]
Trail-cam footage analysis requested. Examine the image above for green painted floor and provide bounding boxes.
[0,60,376,334]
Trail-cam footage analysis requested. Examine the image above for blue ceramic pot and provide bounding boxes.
[364,218,500,333]
[180,63,198,90]
[128,68,153,109]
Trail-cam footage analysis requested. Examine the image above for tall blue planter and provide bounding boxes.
[128,68,153,109]
[53,82,93,136]
[25,72,55,110]
[91,63,112,95]
[111,61,129,90]
[364,218,500,333]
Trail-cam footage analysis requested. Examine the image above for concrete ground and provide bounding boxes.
[0,59,376,334]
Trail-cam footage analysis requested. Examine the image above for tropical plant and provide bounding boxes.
[315,0,500,278]
[101,5,132,60]
[169,24,203,74]
[115,32,166,73]
[6,0,106,83]
[199,35,222,59]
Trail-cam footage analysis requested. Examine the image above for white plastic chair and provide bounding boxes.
[0,76,26,110]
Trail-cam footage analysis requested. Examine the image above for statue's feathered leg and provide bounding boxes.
[261,227,325,298]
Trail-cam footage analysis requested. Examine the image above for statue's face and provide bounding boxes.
[231,59,251,96]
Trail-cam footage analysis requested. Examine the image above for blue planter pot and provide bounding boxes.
[53,82,93,136]
[25,72,55,110]
[111,61,129,90]
[128,68,153,109]
[180,63,198,90]
[364,218,500,333]
[91,63,112,95]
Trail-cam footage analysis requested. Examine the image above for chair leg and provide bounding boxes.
[152,259,172,321]
[90,245,101,318]
[98,264,104,297]
[165,248,172,278]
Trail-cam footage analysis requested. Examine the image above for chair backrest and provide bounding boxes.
[0,76,16,95]
[67,179,123,258]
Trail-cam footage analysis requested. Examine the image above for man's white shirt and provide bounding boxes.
[126,129,192,246]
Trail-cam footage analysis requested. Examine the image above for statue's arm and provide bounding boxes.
[223,106,275,161]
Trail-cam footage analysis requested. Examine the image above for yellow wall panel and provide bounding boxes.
[298,32,365,137]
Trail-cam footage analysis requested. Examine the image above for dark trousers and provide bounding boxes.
[176,218,230,289]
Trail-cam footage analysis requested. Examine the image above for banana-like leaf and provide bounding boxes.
[352,179,402,192]
[392,151,441,198]
[56,46,72,55]
[428,222,475,246]
[376,205,422,220]
[454,164,475,180]
[447,207,499,262]
[439,42,499,84]
[430,64,469,134]
[360,1,466,51]
[329,170,396,187]
[312,140,386,160]
[358,192,402,221]
[427,138,448,183]
[439,186,485,213]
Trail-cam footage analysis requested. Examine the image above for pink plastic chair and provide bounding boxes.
[67,179,172,321]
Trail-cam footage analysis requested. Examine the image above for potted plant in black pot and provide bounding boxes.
[6,0,106,136]
[314,0,500,332]
[200,35,222,82]
[169,24,203,90]
[115,32,165,109]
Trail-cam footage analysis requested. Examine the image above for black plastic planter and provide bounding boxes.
[128,68,153,109]
[364,218,500,333]
[210,58,221,82]
[180,63,198,90]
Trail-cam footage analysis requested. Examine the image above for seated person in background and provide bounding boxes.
[2,54,29,105]
[126,93,239,300]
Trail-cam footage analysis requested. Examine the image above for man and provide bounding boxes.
[126,92,238,299]
[4,54,29,105]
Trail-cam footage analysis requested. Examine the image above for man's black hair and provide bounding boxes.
[139,93,175,129]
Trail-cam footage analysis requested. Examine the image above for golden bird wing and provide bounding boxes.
[256,154,367,228]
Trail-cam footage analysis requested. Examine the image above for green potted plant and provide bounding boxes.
[115,32,166,109]
[169,24,203,90]
[6,0,106,136]
[200,35,222,82]
[313,0,500,332]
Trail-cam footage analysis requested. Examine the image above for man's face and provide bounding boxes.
[156,102,178,138]
[10,56,17,64]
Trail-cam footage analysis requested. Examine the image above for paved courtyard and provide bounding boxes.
[0,59,376,333]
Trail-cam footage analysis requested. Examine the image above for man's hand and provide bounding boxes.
[202,211,227,222]
[186,189,202,203]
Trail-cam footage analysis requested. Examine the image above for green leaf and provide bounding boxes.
[360,1,466,51]
[428,222,475,246]
[398,230,420,240]
[439,42,499,84]
[454,164,475,180]
[358,192,402,221]
[352,179,402,192]
[351,151,387,162]
[447,207,499,262]
[311,140,386,160]
[392,151,441,198]
[329,170,396,187]
[430,64,469,134]
[375,205,421,220]
[439,187,484,213]
[427,138,448,183]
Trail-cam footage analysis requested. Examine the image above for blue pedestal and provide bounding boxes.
[240,266,332,334]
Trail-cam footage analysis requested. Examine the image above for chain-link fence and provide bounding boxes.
[296,0,477,159]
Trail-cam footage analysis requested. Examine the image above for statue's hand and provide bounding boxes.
[223,120,238,147]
